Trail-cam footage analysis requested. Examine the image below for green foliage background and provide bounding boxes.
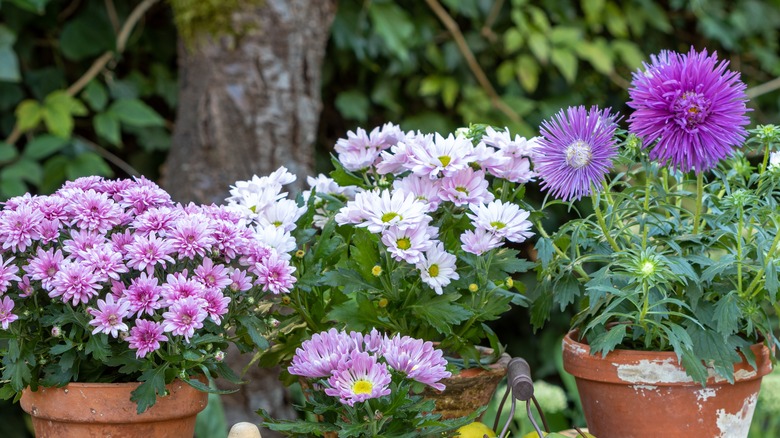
[1,0,780,434]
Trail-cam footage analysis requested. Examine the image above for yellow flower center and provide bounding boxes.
[455,186,468,193]
[396,237,412,250]
[352,380,373,395]
[429,264,440,277]
[438,155,452,167]
[381,212,400,223]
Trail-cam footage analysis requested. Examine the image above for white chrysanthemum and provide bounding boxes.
[769,151,780,169]
[467,200,533,243]
[381,225,435,264]
[416,242,459,295]
[337,189,430,234]
[256,199,306,233]
[407,133,475,179]
[254,225,296,256]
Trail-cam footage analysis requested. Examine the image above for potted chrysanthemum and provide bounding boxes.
[530,47,776,436]
[0,176,296,436]
[229,124,537,419]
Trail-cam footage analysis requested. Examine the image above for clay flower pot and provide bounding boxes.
[562,330,773,438]
[20,380,208,438]
[422,347,512,420]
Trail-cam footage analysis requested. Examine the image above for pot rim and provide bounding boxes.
[562,329,773,386]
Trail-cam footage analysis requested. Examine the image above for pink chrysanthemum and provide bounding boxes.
[126,319,168,358]
[88,294,131,338]
[627,48,750,173]
[82,244,128,282]
[324,349,392,406]
[0,255,20,294]
[50,261,102,305]
[161,296,208,342]
[194,258,232,290]
[382,334,451,391]
[534,106,619,201]
[252,251,296,294]
[25,248,65,290]
[67,189,124,233]
[125,232,175,273]
[0,204,43,252]
[124,272,163,317]
[229,269,253,292]
[288,328,358,378]
[168,215,215,259]
[0,295,19,329]
[160,270,206,306]
[62,230,107,259]
[132,206,180,235]
[202,288,231,324]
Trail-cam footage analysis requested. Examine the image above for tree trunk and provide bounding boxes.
[164,0,337,203]
[163,0,338,434]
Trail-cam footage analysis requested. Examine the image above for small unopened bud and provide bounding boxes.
[246,297,256,305]
[205,343,213,351]
[378,298,388,308]
[468,283,478,293]
[51,326,62,337]
[295,249,305,259]
[281,296,291,305]
[505,277,514,288]
[374,410,383,421]
[371,265,383,277]
[214,350,225,362]
[270,318,281,328]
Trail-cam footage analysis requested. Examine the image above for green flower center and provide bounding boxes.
[353,380,373,395]
[438,155,452,167]
[428,264,440,277]
[455,186,468,193]
[490,221,506,230]
[565,140,592,169]
[381,212,401,223]
[396,237,412,250]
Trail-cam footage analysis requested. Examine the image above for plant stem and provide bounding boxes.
[533,219,591,281]
[641,163,651,250]
[692,172,704,235]
[737,206,744,295]
[748,230,780,299]
[591,191,620,252]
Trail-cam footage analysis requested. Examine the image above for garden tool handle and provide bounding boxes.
[506,357,534,401]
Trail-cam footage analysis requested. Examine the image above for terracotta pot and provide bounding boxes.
[562,330,773,438]
[422,347,512,420]
[20,379,208,438]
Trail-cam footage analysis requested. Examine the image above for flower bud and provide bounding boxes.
[505,277,514,288]
[295,249,305,259]
[270,318,281,328]
[281,296,291,305]
[378,298,388,308]
[371,265,383,276]
[468,283,478,293]
[51,326,62,337]
[214,350,225,362]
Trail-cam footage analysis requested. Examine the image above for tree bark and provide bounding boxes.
[164,0,337,203]
[163,0,338,434]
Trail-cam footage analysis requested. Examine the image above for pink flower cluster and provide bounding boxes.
[329,124,536,294]
[0,176,296,358]
[288,328,451,406]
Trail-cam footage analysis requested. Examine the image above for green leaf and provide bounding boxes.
[22,135,68,160]
[0,178,27,198]
[411,294,471,335]
[131,365,170,414]
[85,334,110,361]
[94,112,121,145]
[713,293,740,336]
[328,155,365,187]
[766,261,778,302]
[59,9,114,61]
[237,315,270,350]
[3,360,31,392]
[6,0,51,14]
[576,39,614,74]
[535,237,553,269]
[555,274,581,311]
[590,323,627,357]
[0,25,20,82]
[65,151,113,179]
[368,2,414,62]
[515,54,540,93]
[1,159,43,185]
[687,324,742,383]
[0,142,19,163]
[82,81,109,112]
[41,91,87,138]
[551,47,578,83]
[109,98,165,127]
[334,90,369,122]
[527,31,549,63]
[504,28,524,53]
[15,100,43,132]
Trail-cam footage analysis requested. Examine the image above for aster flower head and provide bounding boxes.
[382,334,451,391]
[627,48,750,173]
[0,256,20,294]
[416,242,459,295]
[407,132,475,178]
[467,200,533,243]
[288,328,358,378]
[535,105,619,201]
[337,189,431,234]
[324,349,392,406]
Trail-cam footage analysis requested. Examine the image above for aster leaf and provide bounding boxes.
[590,323,627,357]
[686,325,742,384]
[713,293,740,337]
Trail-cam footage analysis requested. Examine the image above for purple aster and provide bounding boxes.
[0,295,19,329]
[25,248,65,290]
[202,288,231,324]
[125,232,175,273]
[161,296,208,342]
[161,270,206,306]
[228,269,253,292]
[50,261,102,306]
[88,294,131,338]
[382,334,451,391]
[324,349,392,406]
[467,200,534,243]
[194,258,232,290]
[438,168,494,207]
[67,189,124,233]
[0,256,20,294]
[535,106,619,201]
[460,228,503,256]
[627,48,750,173]
[288,328,358,378]
[0,204,43,252]
[168,215,215,259]
[124,272,163,316]
[252,251,296,294]
[126,319,168,358]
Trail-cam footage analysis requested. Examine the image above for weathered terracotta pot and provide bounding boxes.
[563,330,773,438]
[422,347,512,420]
[20,379,208,438]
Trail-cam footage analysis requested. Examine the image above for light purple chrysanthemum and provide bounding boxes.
[228,269,253,292]
[0,295,18,329]
[160,270,205,306]
[132,206,180,235]
[82,244,128,282]
[202,288,231,324]
[168,215,215,259]
[393,175,441,212]
[50,261,102,305]
[25,248,65,290]
[88,294,131,338]
[116,178,173,214]
[324,349,392,406]
[376,133,431,175]
[288,328,358,378]
[126,319,168,358]
[125,232,175,273]
[38,219,61,243]
[194,258,232,290]
[416,242,459,295]
[0,204,43,252]
[382,334,451,391]
[627,48,750,173]
[63,230,108,259]
[252,251,296,294]
[535,105,619,201]
[0,256,20,294]
[124,272,163,317]
[67,189,124,233]
[467,200,533,243]
[18,275,34,298]
[438,168,494,207]
[460,228,503,256]
[161,296,208,342]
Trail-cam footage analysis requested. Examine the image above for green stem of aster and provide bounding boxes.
[692,172,704,235]
[533,218,591,281]
[591,189,620,252]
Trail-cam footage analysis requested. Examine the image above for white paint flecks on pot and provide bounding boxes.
[614,359,694,384]
[716,393,758,438]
